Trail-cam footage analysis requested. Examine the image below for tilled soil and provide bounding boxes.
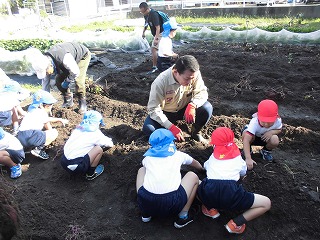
[1,41,320,240]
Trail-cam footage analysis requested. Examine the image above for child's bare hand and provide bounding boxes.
[261,132,272,142]
[246,158,256,170]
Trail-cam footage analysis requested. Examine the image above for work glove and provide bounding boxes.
[184,103,196,124]
[169,124,185,142]
[61,80,70,89]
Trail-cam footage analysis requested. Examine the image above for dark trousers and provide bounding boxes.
[142,101,213,136]
[157,56,174,73]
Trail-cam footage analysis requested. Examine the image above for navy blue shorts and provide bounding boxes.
[0,111,12,126]
[197,178,254,211]
[6,149,25,164]
[157,56,173,72]
[17,130,46,150]
[137,185,187,218]
[242,125,266,147]
[60,153,90,175]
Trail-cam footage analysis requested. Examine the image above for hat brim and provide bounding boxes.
[257,114,277,123]
[143,142,176,157]
[213,145,240,160]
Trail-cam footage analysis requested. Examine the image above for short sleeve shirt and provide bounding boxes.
[144,9,163,36]
[142,151,193,194]
[246,114,282,137]
[158,37,173,57]
[19,109,50,131]
[64,128,114,159]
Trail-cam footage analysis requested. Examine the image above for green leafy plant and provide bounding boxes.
[0,39,63,52]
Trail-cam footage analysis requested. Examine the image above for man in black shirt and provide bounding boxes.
[139,2,164,73]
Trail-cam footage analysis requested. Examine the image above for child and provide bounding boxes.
[0,127,25,179]
[16,90,68,160]
[60,110,114,180]
[136,128,204,228]
[242,99,282,170]
[0,81,29,135]
[156,18,179,72]
[197,127,271,234]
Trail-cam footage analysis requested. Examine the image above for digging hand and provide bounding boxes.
[184,103,196,124]
[169,124,185,142]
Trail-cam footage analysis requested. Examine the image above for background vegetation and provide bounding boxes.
[1,15,319,52]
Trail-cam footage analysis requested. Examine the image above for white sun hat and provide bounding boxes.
[32,55,50,79]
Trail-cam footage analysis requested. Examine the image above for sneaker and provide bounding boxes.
[13,129,19,136]
[225,219,246,234]
[10,164,22,179]
[31,147,49,160]
[174,214,194,229]
[201,205,220,219]
[260,149,273,162]
[147,66,158,75]
[141,216,152,223]
[86,164,104,180]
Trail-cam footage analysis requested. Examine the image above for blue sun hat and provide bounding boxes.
[28,90,57,111]
[143,128,176,157]
[2,81,21,93]
[0,127,5,140]
[1,80,31,101]
[40,91,57,105]
[77,110,106,132]
[162,18,178,37]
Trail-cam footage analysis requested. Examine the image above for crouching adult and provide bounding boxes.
[32,42,91,114]
[142,55,213,143]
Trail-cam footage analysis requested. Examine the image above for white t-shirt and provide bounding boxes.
[64,128,114,160]
[19,108,49,131]
[0,131,24,151]
[158,37,173,57]
[142,151,193,194]
[204,155,247,181]
[246,113,282,137]
[0,93,20,111]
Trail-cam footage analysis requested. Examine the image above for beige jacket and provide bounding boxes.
[147,67,208,129]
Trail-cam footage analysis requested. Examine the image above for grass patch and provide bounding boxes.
[176,16,320,33]
[62,21,135,33]
[61,16,320,33]
[21,83,42,92]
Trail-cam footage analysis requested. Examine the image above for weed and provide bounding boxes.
[64,223,86,240]
[232,74,252,97]
[288,53,293,63]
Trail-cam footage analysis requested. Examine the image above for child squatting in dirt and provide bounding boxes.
[242,99,282,170]
[60,110,114,180]
[0,127,25,179]
[0,81,28,135]
[16,90,68,160]
[136,128,204,228]
[197,127,271,234]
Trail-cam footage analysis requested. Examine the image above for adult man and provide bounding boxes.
[32,42,91,114]
[139,2,164,74]
[142,55,213,143]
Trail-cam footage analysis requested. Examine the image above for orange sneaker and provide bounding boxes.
[225,219,246,234]
[201,205,220,219]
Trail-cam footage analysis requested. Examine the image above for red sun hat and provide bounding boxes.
[210,127,240,160]
[257,99,279,123]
